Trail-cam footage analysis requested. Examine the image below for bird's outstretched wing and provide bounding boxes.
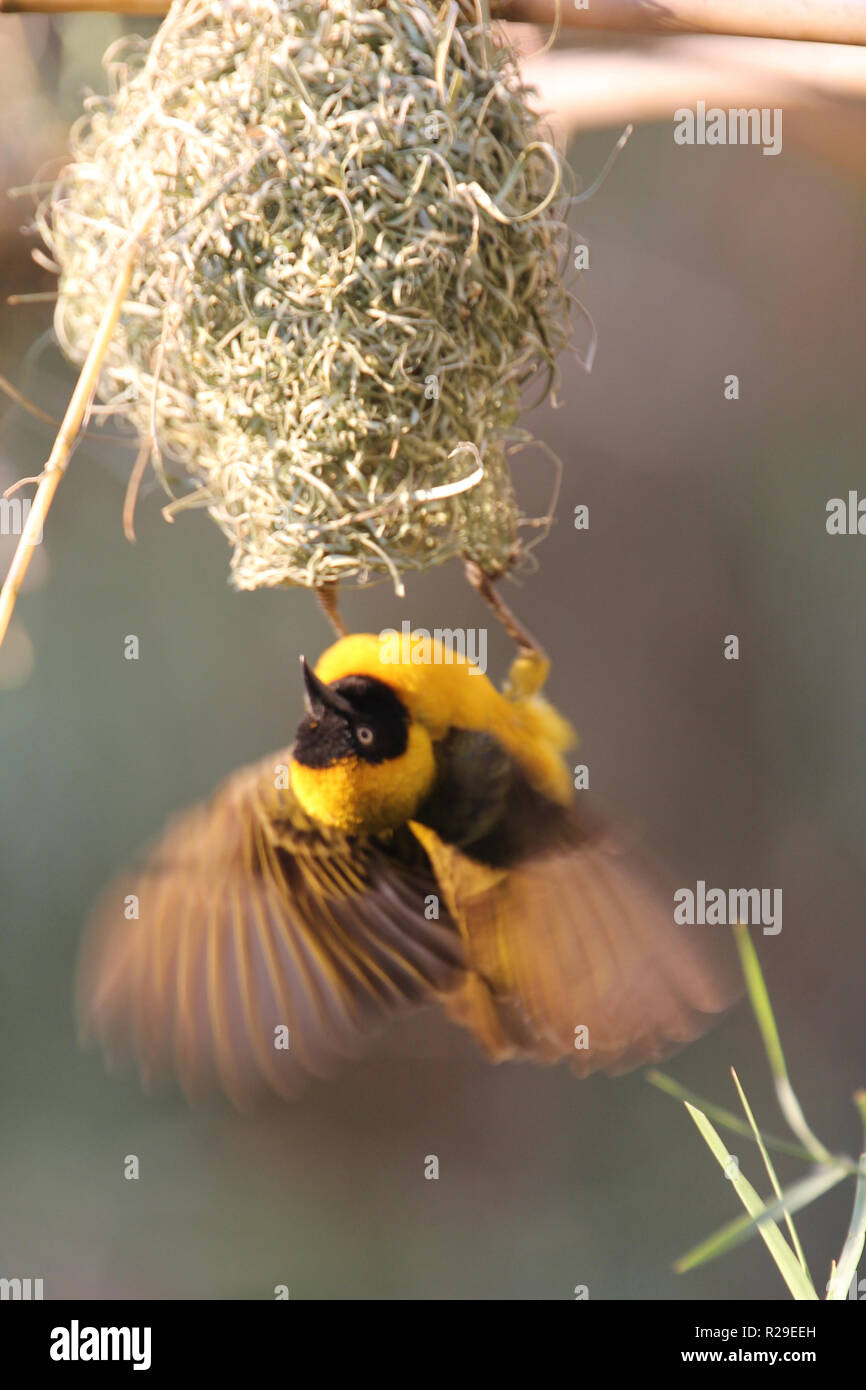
[78,755,464,1106]
[413,802,739,1076]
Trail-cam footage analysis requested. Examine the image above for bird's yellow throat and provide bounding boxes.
[290,721,436,835]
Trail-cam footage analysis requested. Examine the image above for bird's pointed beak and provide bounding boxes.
[300,656,353,719]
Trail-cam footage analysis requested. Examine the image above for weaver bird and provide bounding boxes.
[79,632,736,1105]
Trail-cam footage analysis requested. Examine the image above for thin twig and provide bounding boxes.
[2,0,865,46]
[464,557,547,662]
[0,0,166,9]
[0,370,59,427]
[7,292,58,305]
[0,369,137,442]
[122,434,153,543]
[316,584,348,638]
[0,205,156,652]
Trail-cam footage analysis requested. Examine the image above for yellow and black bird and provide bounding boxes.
[78,632,736,1105]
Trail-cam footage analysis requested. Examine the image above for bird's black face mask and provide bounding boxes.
[293,658,409,769]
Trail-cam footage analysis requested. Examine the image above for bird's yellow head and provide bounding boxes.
[290,631,575,836]
[290,650,436,835]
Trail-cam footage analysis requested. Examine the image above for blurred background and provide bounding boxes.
[1,11,864,1300]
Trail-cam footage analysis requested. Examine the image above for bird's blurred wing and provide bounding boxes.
[78,757,463,1106]
[411,816,738,1075]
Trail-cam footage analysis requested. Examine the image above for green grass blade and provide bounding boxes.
[734,925,834,1164]
[676,1165,848,1273]
[683,1102,818,1300]
[827,1152,866,1300]
[731,1067,810,1279]
[734,925,785,1076]
[647,1069,818,1163]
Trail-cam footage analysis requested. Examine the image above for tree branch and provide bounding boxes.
[0,206,155,653]
[494,1,866,46]
[1,0,865,48]
[519,35,866,132]
[0,0,165,9]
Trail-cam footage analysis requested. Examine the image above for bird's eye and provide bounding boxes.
[356,725,374,747]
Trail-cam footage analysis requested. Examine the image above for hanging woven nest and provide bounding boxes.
[39,0,572,592]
